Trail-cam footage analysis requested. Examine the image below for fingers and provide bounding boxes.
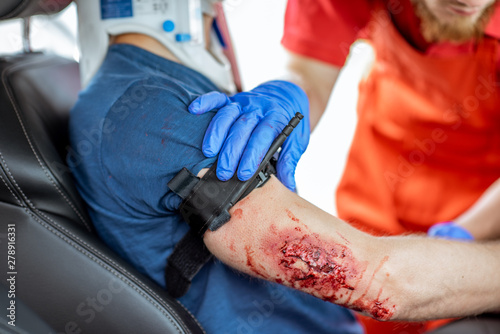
[216,116,260,181]
[276,153,297,192]
[189,91,231,115]
[276,119,310,191]
[237,114,288,181]
[202,103,242,157]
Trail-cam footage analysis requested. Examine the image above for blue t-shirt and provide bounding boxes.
[69,44,363,334]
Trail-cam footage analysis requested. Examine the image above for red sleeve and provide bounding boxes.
[281,0,372,67]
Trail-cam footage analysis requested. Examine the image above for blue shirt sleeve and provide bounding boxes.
[100,77,216,218]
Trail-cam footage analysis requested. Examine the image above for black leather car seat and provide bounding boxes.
[0,2,205,333]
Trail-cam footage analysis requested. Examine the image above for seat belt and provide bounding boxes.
[166,113,304,298]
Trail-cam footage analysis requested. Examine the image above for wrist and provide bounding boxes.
[348,235,400,321]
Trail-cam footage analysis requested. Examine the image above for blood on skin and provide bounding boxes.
[269,224,278,235]
[245,245,266,278]
[277,234,356,300]
[348,257,395,320]
[233,208,243,219]
[351,298,394,320]
[336,232,351,245]
[260,226,395,320]
[285,209,300,222]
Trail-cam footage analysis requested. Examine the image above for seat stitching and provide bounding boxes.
[0,57,205,332]
[0,167,23,207]
[0,148,205,333]
[25,209,185,334]
[34,207,206,333]
[1,58,92,231]
[0,152,202,334]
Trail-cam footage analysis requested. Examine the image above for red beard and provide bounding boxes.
[411,0,497,43]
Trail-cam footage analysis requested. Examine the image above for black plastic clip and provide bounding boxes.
[168,112,303,235]
[165,113,303,298]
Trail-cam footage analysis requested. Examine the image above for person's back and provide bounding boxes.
[69,42,362,333]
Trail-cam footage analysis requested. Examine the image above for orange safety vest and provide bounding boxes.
[336,5,500,334]
[337,7,500,237]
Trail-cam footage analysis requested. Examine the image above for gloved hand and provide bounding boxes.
[427,221,474,241]
[189,80,310,191]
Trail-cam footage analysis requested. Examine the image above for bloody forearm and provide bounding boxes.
[204,176,500,321]
[203,177,399,321]
[254,225,395,320]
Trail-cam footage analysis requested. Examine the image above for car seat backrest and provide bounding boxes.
[0,53,92,230]
[0,2,205,333]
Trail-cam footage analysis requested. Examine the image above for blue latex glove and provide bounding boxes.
[189,80,310,191]
[427,222,474,241]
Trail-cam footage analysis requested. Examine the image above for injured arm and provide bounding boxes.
[202,175,500,321]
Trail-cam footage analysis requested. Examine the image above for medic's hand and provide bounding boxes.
[189,80,310,191]
[427,222,474,241]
